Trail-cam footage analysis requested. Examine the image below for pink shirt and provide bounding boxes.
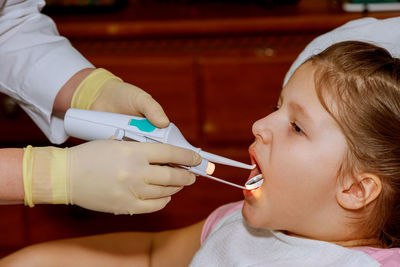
[201,201,400,266]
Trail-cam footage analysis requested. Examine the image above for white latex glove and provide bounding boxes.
[71,68,169,128]
[23,140,201,214]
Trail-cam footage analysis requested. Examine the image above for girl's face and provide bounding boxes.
[242,62,348,237]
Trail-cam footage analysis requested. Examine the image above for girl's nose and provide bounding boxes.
[252,116,273,144]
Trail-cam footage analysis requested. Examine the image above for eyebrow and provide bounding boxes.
[288,101,314,124]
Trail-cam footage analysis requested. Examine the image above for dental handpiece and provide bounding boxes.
[64,109,263,190]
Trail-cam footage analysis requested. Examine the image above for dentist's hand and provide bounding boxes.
[71,68,169,128]
[23,140,201,214]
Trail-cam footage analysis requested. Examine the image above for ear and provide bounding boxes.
[336,173,382,210]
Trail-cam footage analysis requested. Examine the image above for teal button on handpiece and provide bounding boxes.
[128,118,156,132]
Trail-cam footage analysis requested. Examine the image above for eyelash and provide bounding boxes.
[272,105,305,136]
[290,121,305,135]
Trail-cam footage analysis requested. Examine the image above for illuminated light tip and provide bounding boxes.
[206,162,216,175]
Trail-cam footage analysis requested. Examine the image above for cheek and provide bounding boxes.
[268,143,314,186]
[265,145,339,210]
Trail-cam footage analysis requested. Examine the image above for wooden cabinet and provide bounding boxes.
[0,206,25,255]
[1,0,400,257]
[0,95,48,146]
[200,56,293,144]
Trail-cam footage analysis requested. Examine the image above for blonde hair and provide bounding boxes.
[308,41,400,247]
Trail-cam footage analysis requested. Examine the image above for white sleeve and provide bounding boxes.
[0,0,94,144]
[284,17,400,86]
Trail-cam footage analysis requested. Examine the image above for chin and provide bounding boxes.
[242,199,279,230]
[242,200,264,229]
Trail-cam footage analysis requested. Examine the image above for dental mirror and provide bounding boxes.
[202,173,263,190]
[244,174,264,190]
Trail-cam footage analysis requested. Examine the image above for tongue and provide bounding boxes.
[247,166,261,181]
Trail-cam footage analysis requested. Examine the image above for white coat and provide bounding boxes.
[284,16,400,86]
[0,0,93,144]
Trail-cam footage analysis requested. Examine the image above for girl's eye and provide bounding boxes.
[290,121,305,135]
[272,105,280,111]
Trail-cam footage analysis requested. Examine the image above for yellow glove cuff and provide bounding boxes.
[22,146,69,206]
[23,146,34,207]
[71,68,122,110]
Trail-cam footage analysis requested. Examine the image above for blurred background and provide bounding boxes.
[1,0,399,257]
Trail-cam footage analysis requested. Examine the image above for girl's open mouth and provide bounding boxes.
[248,150,262,182]
[244,150,264,197]
[248,164,261,181]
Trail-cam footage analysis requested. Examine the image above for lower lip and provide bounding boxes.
[243,181,260,199]
[243,188,254,199]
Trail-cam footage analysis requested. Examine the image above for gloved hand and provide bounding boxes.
[23,140,201,214]
[71,68,169,128]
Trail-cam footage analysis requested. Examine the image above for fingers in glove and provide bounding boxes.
[133,90,170,128]
[138,143,202,166]
[145,165,196,186]
[116,197,172,215]
[130,184,183,200]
